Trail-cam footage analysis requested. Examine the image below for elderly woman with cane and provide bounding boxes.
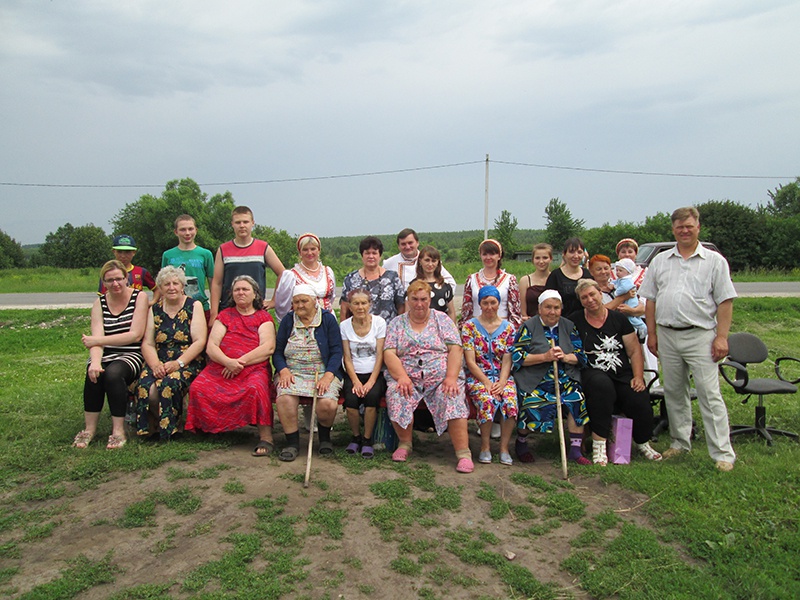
[274,285,344,461]
[511,290,591,465]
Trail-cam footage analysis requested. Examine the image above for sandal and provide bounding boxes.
[345,441,360,455]
[360,445,374,459]
[456,457,475,474]
[106,435,127,450]
[318,441,334,456]
[478,450,492,464]
[636,442,663,461]
[279,446,299,462]
[252,440,274,457]
[72,430,94,449]
[392,447,410,462]
[499,452,513,466]
[592,440,608,466]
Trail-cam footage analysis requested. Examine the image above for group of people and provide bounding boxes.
[75,205,739,473]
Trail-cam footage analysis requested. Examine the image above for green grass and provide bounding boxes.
[3,299,800,598]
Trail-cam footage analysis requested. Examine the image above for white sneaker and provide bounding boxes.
[490,422,501,439]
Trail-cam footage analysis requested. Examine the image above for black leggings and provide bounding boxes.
[342,372,386,410]
[582,368,654,444]
[83,360,138,417]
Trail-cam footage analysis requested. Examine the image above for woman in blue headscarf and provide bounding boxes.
[461,285,518,466]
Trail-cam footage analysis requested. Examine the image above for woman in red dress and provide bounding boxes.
[187,275,277,456]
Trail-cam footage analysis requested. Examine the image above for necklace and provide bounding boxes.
[297,262,323,282]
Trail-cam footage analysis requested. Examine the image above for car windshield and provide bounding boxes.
[636,245,660,264]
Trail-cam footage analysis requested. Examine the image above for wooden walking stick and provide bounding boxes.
[303,372,319,489]
[550,339,569,480]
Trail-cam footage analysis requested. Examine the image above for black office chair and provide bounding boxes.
[719,332,799,446]
[645,369,697,441]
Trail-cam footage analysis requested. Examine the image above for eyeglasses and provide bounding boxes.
[103,277,126,285]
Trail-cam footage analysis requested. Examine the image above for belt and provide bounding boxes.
[660,324,698,331]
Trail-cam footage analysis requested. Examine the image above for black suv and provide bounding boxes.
[635,242,721,268]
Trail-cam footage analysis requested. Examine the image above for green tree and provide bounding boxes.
[0,229,26,269]
[544,198,585,251]
[695,200,766,271]
[762,214,800,270]
[254,225,296,268]
[111,178,236,272]
[581,221,637,258]
[491,209,518,258]
[766,177,800,217]
[38,223,112,268]
[460,237,482,263]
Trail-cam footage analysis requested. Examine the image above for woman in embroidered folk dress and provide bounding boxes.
[135,266,207,441]
[340,236,405,322]
[187,276,277,456]
[340,289,387,458]
[384,280,474,473]
[511,290,591,465]
[275,233,336,321]
[74,260,148,450]
[459,239,521,329]
[570,279,661,464]
[410,245,456,321]
[462,286,518,465]
[274,285,344,462]
[519,243,553,320]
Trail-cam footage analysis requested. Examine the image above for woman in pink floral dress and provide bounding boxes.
[384,280,473,473]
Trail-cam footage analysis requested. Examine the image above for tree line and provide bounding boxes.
[2,176,799,274]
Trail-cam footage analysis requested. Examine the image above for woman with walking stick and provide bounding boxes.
[511,290,591,466]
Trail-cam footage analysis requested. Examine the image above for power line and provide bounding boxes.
[0,160,484,189]
[490,159,791,179]
[0,158,792,189]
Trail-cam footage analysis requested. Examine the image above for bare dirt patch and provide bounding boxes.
[5,424,658,599]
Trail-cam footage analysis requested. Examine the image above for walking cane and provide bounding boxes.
[303,372,319,489]
[550,339,569,480]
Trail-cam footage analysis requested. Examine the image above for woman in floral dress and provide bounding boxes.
[384,280,473,473]
[462,285,517,465]
[136,266,207,441]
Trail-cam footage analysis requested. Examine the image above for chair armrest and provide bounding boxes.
[719,359,748,389]
[775,356,800,384]
[644,369,660,392]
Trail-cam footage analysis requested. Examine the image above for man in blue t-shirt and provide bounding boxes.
[161,214,215,321]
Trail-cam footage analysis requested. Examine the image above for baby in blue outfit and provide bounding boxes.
[612,258,647,340]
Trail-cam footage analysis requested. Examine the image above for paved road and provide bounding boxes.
[1,282,799,310]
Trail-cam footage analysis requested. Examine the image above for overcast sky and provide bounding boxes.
[1,1,798,245]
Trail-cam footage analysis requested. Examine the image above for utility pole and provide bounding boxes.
[484,154,489,240]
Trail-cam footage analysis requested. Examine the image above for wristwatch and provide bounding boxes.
[178,359,186,368]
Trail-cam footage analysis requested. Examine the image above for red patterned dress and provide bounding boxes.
[187,308,274,433]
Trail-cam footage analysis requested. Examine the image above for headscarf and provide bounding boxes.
[615,238,638,255]
[538,289,562,305]
[478,285,501,303]
[293,284,316,298]
[296,233,321,253]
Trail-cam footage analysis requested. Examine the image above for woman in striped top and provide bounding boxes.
[75,260,148,450]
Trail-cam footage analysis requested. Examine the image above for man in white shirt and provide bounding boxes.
[639,206,737,471]
[383,228,456,290]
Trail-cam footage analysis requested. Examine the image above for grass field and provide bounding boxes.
[0,299,799,598]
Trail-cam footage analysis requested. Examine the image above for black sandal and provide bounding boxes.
[279,446,299,462]
[252,440,274,457]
